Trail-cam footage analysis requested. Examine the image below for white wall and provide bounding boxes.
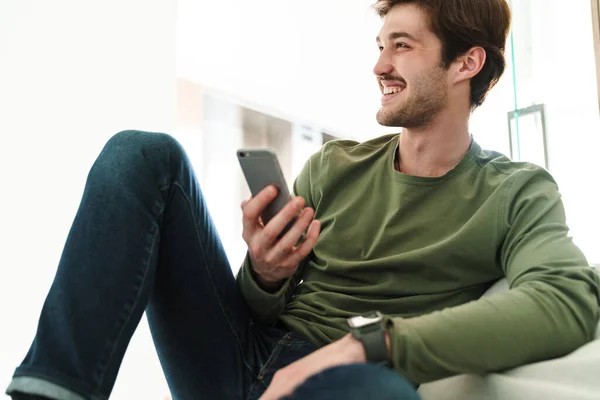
[0,1,176,398]
[176,0,389,140]
[200,95,246,270]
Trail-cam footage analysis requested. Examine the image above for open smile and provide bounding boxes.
[380,79,406,105]
[381,85,406,105]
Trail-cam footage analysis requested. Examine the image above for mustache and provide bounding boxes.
[378,74,406,84]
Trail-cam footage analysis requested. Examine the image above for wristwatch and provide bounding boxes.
[347,311,390,365]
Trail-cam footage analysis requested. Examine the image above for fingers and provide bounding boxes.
[286,219,321,265]
[241,186,321,284]
[260,196,306,243]
[264,211,321,268]
[275,207,314,249]
[242,185,278,218]
[241,185,278,238]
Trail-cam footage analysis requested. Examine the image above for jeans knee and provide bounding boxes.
[92,130,186,185]
[103,130,181,159]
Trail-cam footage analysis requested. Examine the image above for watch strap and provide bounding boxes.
[352,321,389,365]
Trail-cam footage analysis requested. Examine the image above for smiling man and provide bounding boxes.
[7,1,600,400]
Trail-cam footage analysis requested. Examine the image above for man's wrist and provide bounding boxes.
[347,311,391,365]
[341,334,367,363]
[385,329,392,360]
[344,327,392,364]
[255,273,284,292]
[249,263,285,293]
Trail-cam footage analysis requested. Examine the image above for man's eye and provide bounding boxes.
[396,42,409,49]
[378,46,384,52]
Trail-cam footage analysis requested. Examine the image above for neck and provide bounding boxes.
[397,108,471,177]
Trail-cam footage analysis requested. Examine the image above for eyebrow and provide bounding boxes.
[376,31,420,44]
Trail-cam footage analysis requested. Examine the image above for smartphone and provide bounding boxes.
[237,148,298,238]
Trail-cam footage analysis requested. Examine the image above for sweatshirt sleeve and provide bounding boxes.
[384,167,600,384]
[236,149,322,324]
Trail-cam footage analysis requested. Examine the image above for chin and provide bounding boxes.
[376,108,404,127]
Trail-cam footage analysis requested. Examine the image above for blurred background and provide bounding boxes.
[1,0,599,398]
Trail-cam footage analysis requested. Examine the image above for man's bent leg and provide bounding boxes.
[285,364,422,400]
[7,131,268,400]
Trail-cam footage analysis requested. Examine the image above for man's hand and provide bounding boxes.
[241,185,321,291]
[259,334,367,400]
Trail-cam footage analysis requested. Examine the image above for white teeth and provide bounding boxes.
[383,86,403,95]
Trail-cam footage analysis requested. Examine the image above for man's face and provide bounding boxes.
[374,4,449,128]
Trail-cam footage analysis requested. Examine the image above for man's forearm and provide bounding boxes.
[236,255,293,323]
[384,279,599,384]
[249,262,287,293]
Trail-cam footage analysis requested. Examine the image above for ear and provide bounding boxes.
[450,47,486,84]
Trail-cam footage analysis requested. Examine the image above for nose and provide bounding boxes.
[373,49,394,77]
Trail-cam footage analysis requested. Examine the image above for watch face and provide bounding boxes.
[348,311,383,328]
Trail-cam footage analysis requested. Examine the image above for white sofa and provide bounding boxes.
[418,277,600,400]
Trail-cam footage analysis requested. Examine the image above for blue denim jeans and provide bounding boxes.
[6,131,421,400]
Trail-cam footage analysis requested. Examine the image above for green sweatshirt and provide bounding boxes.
[237,134,600,384]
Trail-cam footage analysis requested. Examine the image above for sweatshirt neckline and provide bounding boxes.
[389,134,479,185]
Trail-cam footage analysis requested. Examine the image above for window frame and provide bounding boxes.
[592,0,600,114]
